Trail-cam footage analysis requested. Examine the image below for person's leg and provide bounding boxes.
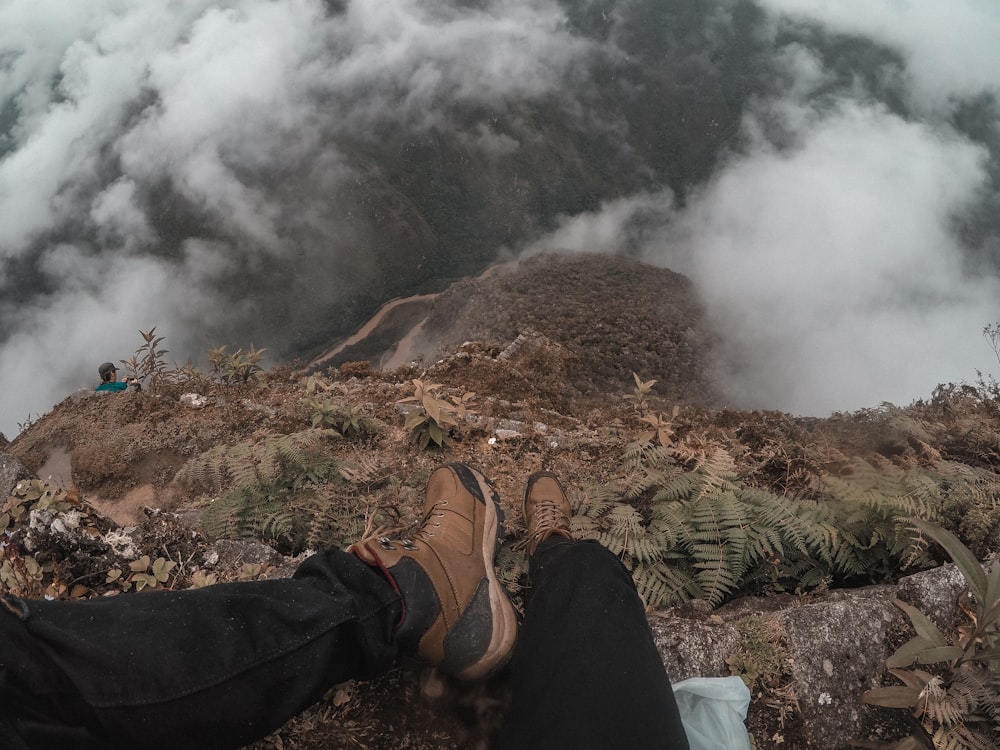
[1,548,400,750]
[348,462,517,680]
[496,473,689,750]
[0,462,516,750]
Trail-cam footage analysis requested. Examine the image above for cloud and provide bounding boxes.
[659,99,997,413]
[3,0,999,437]
[525,2,1000,416]
[657,2,1000,413]
[0,0,600,437]
[757,0,1000,110]
[0,248,229,433]
[524,192,671,257]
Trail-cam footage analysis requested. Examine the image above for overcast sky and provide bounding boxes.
[2,0,999,436]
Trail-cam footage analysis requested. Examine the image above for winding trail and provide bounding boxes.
[306,294,438,371]
[305,259,520,372]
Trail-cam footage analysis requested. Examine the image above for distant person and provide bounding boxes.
[0,463,690,749]
[95,362,140,392]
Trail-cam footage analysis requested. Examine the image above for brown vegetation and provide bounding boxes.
[5,254,1000,749]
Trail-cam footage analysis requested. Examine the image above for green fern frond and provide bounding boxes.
[189,430,341,552]
[691,555,741,606]
[495,544,527,599]
[621,440,675,473]
[634,560,700,607]
[651,474,697,503]
[930,722,994,750]
[577,485,621,519]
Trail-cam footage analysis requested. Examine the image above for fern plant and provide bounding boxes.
[179,430,340,552]
[862,519,1000,750]
[581,439,941,607]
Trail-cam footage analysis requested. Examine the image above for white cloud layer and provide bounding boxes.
[661,100,998,413]
[2,0,999,436]
[758,0,1000,110]
[528,1,1000,415]
[0,0,592,436]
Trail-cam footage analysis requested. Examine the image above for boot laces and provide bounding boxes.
[524,499,571,551]
[375,499,449,549]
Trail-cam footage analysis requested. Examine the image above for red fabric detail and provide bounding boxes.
[353,543,406,629]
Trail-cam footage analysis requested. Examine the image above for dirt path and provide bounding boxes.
[306,259,521,372]
[306,293,439,370]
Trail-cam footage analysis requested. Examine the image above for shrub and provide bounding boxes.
[396,379,475,450]
[861,519,1000,750]
[120,327,168,390]
[208,344,267,384]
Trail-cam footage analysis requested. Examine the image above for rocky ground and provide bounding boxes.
[4,254,1000,749]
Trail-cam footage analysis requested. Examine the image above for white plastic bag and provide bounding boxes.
[671,676,752,750]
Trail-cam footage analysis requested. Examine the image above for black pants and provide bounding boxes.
[0,539,689,750]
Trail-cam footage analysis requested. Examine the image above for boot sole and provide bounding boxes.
[447,463,518,680]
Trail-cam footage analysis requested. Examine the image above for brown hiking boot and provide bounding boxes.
[522,470,573,555]
[349,463,517,680]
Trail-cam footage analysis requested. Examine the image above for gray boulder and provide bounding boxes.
[0,453,34,500]
[774,591,897,747]
[649,565,971,748]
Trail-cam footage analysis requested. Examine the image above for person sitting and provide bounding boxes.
[95,362,139,392]
[0,464,690,749]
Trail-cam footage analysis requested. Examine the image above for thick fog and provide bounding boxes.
[534,0,1000,414]
[2,0,999,436]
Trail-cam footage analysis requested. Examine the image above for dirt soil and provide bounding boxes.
[6,253,1000,749]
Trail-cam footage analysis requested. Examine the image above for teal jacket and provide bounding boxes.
[96,382,128,392]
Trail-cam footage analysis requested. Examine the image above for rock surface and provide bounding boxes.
[0,452,32,499]
[650,563,971,747]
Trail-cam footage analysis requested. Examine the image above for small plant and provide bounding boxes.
[133,555,176,591]
[624,372,657,413]
[188,568,218,588]
[861,519,1000,749]
[984,323,1000,367]
[1,479,75,530]
[237,563,274,581]
[16,413,41,436]
[396,380,470,450]
[302,398,381,439]
[106,555,177,592]
[639,407,678,447]
[121,327,168,389]
[727,616,788,689]
[0,554,52,599]
[208,344,267,384]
